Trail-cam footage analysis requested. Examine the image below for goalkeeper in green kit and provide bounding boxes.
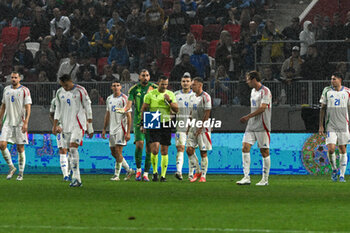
[125,69,158,181]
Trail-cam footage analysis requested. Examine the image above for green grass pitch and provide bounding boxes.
[0,174,350,233]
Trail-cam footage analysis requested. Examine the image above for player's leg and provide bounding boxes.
[57,132,69,180]
[175,132,186,180]
[134,126,145,181]
[326,131,338,181]
[196,132,212,183]
[144,130,151,180]
[158,127,171,182]
[69,129,84,187]
[16,144,25,181]
[109,144,120,180]
[150,141,159,182]
[0,140,16,179]
[256,132,271,186]
[186,132,201,181]
[337,131,348,182]
[237,132,255,185]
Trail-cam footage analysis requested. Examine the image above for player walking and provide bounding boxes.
[102,80,135,181]
[236,71,272,186]
[319,72,349,182]
[0,71,32,181]
[52,74,94,187]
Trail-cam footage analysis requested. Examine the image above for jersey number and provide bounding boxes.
[67,99,71,106]
[335,99,340,106]
[111,105,116,112]
[11,96,14,102]
[184,101,189,108]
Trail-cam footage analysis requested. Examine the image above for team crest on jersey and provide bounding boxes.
[179,98,183,101]
[61,95,65,99]
[330,95,334,98]
[137,92,141,96]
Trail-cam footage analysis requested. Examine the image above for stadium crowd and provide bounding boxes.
[0,0,350,105]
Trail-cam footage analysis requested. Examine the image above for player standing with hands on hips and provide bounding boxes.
[52,74,94,187]
[237,71,272,186]
[0,71,32,181]
[319,72,349,182]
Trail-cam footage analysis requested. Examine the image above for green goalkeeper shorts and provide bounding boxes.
[134,126,150,143]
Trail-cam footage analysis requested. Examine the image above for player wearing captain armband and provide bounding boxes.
[319,72,350,183]
[52,74,94,187]
[0,71,32,181]
[102,80,135,181]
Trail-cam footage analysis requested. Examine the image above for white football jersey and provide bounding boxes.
[189,91,212,133]
[175,89,195,132]
[50,97,61,126]
[106,93,131,135]
[2,85,32,126]
[54,84,92,133]
[320,86,350,132]
[246,85,272,132]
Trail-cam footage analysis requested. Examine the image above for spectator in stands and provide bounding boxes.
[335,62,350,80]
[330,12,346,62]
[261,66,279,82]
[240,32,255,73]
[57,52,80,82]
[35,71,51,105]
[282,17,302,57]
[322,16,332,40]
[90,21,114,58]
[165,1,190,57]
[30,6,50,42]
[181,0,197,20]
[177,32,196,64]
[280,46,303,82]
[69,8,83,29]
[43,0,61,20]
[68,27,90,58]
[0,1,13,30]
[108,38,130,75]
[13,42,34,74]
[191,43,210,80]
[301,44,328,80]
[149,61,163,82]
[120,68,136,93]
[34,36,58,71]
[201,0,227,25]
[344,11,350,68]
[126,4,145,53]
[224,7,240,25]
[77,55,98,82]
[101,64,119,81]
[299,21,315,56]
[145,0,164,60]
[89,88,105,105]
[215,30,240,79]
[51,26,69,61]
[313,14,324,40]
[170,54,197,81]
[101,0,117,19]
[11,7,31,28]
[107,10,126,33]
[249,21,262,43]
[142,0,163,12]
[34,52,56,82]
[81,6,100,39]
[210,65,230,105]
[50,8,71,37]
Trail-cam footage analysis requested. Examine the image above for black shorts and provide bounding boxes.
[148,125,172,145]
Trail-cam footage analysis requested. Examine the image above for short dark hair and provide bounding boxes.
[11,71,21,76]
[111,79,121,85]
[140,69,149,74]
[193,77,203,83]
[159,75,168,81]
[59,74,72,82]
[181,75,191,80]
[332,72,344,80]
[247,70,261,82]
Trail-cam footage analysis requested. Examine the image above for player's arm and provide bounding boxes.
[196,109,211,136]
[164,93,178,113]
[240,103,268,124]
[102,110,110,139]
[22,104,31,133]
[125,111,132,142]
[319,103,326,135]
[124,100,133,112]
[0,103,6,130]
[49,112,54,125]
[140,103,150,133]
[81,89,94,137]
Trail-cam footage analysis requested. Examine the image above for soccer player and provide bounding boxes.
[49,97,70,181]
[141,76,178,182]
[187,77,212,183]
[125,69,158,181]
[319,72,349,182]
[236,71,272,186]
[102,80,135,181]
[0,71,31,181]
[174,72,195,180]
[52,74,94,187]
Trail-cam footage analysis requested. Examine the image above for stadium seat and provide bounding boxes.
[190,24,204,41]
[25,42,40,58]
[208,40,219,58]
[161,41,171,57]
[223,24,241,42]
[202,24,222,42]
[157,57,174,77]
[1,27,19,45]
[97,57,108,75]
[19,27,31,42]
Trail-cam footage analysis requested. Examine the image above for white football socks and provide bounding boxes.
[122,158,130,171]
[242,152,250,177]
[18,151,25,175]
[176,151,184,173]
[262,156,271,181]
[60,153,69,177]
[189,153,200,174]
[1,148,14,168]
[115,161,122,177]
[70,147,81,183]
[339,153,348,177]
[328,152,337,171]
[201,156,208,178]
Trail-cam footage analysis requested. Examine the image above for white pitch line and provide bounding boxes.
[0,225,348,233]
